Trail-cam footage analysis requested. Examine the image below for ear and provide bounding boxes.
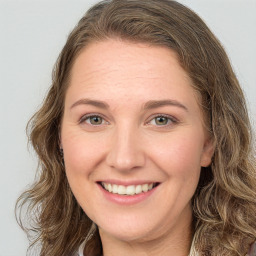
[200,137,215,167]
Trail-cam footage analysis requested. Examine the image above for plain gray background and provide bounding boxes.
[0,1,255,255]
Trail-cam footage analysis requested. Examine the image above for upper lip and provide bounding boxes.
[97,179,160,186]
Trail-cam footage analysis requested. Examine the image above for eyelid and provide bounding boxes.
[79,113,109,125]
[78,113,178,127]
[146,113,178,126]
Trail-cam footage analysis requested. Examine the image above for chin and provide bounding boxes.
[96,212,170,243]
[99,225,156,243]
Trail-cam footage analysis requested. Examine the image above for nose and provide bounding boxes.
[106,126,146,172]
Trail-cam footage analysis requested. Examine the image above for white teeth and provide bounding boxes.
[101,182,155,195]
[126,185,135,195]
[117,185,126,195]
[135,185,142,194]
[142,184,149,192]
[107,183,112,193]
[112,184,118,194]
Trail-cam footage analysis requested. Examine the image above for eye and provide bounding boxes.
[148,115,177,126]
[80,115,108,126]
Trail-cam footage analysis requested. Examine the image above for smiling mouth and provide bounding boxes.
[100,182,159,196]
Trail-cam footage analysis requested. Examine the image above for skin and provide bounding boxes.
[61,39,215,256]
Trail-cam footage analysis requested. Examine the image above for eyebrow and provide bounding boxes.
[70,98,188,112]
[143,99,188,112]
[70,98,110,109]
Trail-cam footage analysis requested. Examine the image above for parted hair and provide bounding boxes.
[16,0,256,255]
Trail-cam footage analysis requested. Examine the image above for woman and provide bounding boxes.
[16,0,256,255]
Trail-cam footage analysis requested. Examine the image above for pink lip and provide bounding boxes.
[97,182,159,205]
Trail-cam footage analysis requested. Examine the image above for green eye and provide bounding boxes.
[148,115,176,127]
[86,116,103,125]
[155,116,169,125]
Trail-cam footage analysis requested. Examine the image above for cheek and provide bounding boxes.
[148,131,204,174]
[61,129,107,176]
[61,130,107,208]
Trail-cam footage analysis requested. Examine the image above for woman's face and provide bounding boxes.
[61,39,214,243]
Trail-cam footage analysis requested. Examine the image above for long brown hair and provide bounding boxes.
[16,0,256,255]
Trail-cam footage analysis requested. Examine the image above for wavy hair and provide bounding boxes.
[16,0,256,255]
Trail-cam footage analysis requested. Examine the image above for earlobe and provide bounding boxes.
[200,138,215,167]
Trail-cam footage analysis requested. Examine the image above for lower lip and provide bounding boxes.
[97,183,159,205]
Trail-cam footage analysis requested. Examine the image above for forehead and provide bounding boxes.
[66,39,200,110]
[71,39,189,82]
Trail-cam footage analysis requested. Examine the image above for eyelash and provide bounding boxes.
[79,113,178,127]
[146,114,178,127]
[79,113,108,126]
